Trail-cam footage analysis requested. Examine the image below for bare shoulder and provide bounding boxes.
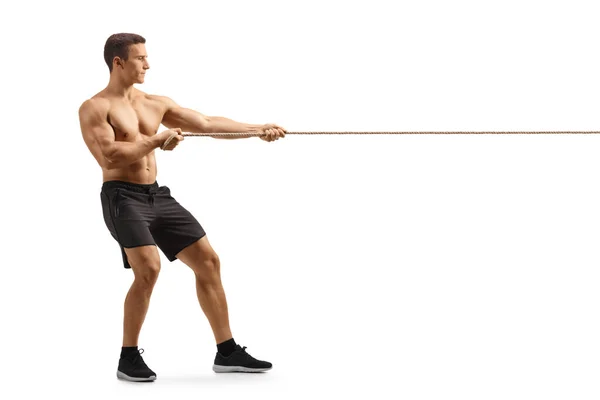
[79,96,110,122]
[143,92,178,108]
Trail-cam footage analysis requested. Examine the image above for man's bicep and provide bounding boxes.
[79,100,116,160]
[158,96,210,131]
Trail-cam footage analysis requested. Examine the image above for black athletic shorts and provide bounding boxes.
[100,180,206,269]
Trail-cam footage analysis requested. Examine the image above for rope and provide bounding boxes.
[182,131,600,137]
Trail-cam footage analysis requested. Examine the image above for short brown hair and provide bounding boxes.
[104,33,146,72]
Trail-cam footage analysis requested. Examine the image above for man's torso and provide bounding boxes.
[85,89,168,184]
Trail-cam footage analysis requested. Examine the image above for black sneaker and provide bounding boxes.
[117,348,157,382]
[213,345,272,373]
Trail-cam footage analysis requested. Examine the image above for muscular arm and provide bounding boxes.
[159,96,263,140]
[79,99,162,169]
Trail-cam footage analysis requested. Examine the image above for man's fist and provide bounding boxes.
[158,128,184,150]
[259,124,286,142]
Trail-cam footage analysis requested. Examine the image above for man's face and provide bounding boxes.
[116,43,150,84]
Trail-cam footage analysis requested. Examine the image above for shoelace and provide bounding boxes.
[238,346,259,361]
[129,348,149,367]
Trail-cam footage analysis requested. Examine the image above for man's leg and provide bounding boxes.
[176,236,272,372]
[122,245,161,346]
[117,245,160,382]
[175,236,231,343]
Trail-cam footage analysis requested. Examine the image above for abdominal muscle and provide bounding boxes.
[102,151,158,185]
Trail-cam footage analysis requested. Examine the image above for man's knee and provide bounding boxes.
[136,262,161,287]
[125,246,161,287]
[195,252,220,281]
[176,236,221,280]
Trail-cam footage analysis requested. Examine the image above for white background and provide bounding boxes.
[1,0,599,399]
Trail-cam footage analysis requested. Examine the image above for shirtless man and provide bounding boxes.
[78,33,286,382]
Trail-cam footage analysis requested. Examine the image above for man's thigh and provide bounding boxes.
[124,245,161,278]
[151,186,206,262]
[101,186,156,269]
[175,235,218,268]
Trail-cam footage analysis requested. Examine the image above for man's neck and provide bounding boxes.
[105,76,136,100]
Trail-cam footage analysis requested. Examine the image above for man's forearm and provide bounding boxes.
[105,136,161,168]
[207,116,263,139]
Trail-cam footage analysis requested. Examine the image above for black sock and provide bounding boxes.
[217,338,237,357]
[120,346,139,358]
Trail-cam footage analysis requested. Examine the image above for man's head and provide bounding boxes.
[104,33,149,84]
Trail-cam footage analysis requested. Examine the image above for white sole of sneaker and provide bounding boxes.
[117,370,157,382]
[212,365,272,373]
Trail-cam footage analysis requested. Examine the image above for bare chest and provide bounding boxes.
[108,100,163,142]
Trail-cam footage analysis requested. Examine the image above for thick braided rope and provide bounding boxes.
[182,131,600,137]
